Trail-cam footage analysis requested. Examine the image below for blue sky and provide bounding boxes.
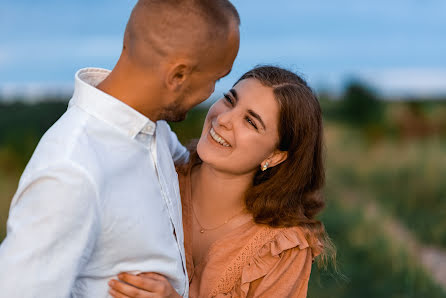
[1,0,446,100]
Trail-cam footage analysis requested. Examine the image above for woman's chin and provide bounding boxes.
[197,142,226,168]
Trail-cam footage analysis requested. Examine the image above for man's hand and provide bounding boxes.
[108,272,181,298]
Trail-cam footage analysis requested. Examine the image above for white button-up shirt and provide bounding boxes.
[0,68,189,297]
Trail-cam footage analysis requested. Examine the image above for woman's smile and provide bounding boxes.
[209,127,231,147]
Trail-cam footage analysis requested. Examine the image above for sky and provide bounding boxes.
[1,0,446,101]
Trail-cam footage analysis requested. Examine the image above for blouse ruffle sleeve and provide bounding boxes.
[237,227,320,298]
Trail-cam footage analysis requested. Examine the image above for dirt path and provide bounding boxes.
[420,246,446,289]
[362,199,446,289]
[338,188,446,290]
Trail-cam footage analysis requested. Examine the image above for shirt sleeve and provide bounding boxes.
[161,121,189,164]
[0,163,100,298]
[245,247,313,298]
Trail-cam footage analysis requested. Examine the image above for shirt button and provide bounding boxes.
[144,123,155,134]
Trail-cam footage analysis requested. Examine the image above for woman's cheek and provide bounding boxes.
[236,135,266,163]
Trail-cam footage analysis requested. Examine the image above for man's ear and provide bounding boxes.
[165,62,193,92]
[263,149,288,169]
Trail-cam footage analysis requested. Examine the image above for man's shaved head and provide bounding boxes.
[124,0,240,67]
[98,0,240,122]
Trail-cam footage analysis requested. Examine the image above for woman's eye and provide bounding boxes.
[246,116,258,130]
[223,93,234,106]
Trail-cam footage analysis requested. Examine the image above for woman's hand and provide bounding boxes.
[108,272,181,298]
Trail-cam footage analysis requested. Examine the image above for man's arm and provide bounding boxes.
[0,163,99,298]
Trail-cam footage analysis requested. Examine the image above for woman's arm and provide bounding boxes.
[108,272,181,298]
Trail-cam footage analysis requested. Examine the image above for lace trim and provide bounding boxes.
[209,226,282,297]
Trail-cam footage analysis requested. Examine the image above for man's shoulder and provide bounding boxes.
[38,104,91,147]
[32,107,94,160]
[22,108,106,185]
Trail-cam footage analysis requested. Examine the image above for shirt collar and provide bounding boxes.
[69,67,156,138]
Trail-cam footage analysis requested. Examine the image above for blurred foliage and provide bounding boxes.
[0,101,67,167]
[308,199,446,298]
[168,108,208,144]
[1,83,446,296]
[328,82,385,126]
[328,128,446,247]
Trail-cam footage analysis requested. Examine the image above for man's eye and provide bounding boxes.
[224,93,234,106]
[246,116,258,130]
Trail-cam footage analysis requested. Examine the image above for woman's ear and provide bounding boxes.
[261,150,288,170]
[165,61,193,92]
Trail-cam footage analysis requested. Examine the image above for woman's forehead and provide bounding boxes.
[233,79,280,128]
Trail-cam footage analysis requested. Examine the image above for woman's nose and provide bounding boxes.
[216,110,233,130]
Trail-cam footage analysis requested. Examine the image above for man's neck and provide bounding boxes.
[96,62,162,121]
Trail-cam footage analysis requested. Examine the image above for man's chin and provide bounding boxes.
[162,110,188,122]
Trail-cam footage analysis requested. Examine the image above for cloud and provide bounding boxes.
[1,35,122,62]
[0,36,123,84]
[0,82,73,102]
[359,68,446,96]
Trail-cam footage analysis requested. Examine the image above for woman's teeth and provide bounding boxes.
[210,127,230,147]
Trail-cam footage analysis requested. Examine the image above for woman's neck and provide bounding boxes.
[190,163,254,224]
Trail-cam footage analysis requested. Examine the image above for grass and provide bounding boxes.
[324,123,446,248]
[308,197,446,298]
[307,123,446,296]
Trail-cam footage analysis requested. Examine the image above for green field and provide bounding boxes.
[1,86,445,297]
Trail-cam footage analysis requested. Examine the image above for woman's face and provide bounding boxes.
[197,78,282,175]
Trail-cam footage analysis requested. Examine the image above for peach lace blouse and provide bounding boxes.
[179,171,321,298]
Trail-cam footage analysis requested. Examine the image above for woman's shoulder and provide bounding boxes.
[242,225,319,287]
[211,225,318,296]
[251,225,321,260]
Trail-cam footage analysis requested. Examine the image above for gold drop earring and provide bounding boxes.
[261,161,269,171]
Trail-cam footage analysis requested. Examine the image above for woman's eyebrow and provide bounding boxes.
[229,88,238,101]
[248,109,266,130]
[229,88,266,130]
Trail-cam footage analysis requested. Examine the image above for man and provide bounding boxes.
[0,0,240,297]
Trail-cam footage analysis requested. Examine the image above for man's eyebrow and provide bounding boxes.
[248,109,266,130]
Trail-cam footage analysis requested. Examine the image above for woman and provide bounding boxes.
[108,66,334,297]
